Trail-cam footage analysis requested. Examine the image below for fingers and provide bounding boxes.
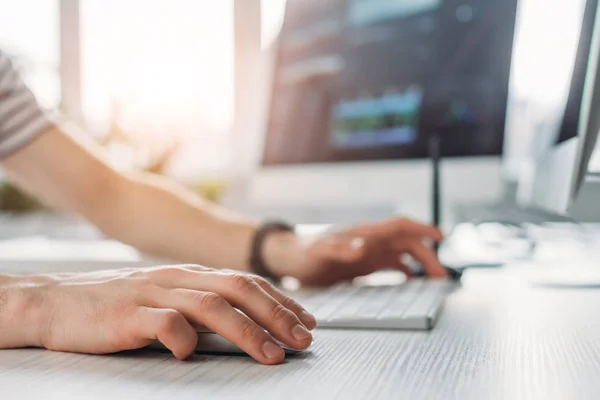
[406,241,446,278]
[253,277,317,330]
[209,274,314,351]
[385,255,413,278]
[134,307,198,361]
[156,270,313,350]
[141,267,314,363]
[148,266,316,330]
[382,218,444,241]
[152,288,286,365]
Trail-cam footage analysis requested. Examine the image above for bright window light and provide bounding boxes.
[0,0,60,110]
[261,0,287,50]
[81,0,234,139]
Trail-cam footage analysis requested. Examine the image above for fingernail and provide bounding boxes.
[292,324,312,341]
[262,341,284,359]
[351,238,365,249]
[300,311,317,327]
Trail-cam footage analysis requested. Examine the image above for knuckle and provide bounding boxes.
[127,269,149,281]
[197,292,226,315]
[252,276,277,293]
[252,275,270,288]
[239,320,260,341]
[279,295,301,312]
[160,310,183,332]
[142,266,181,281]
[182,264,213,272]
[159,266,183,276]
[230,274,259,293]
[270,303,293,324]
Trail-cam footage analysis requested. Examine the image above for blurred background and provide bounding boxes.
[0,0,599,228]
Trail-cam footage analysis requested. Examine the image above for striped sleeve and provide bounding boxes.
[0,49,55,159]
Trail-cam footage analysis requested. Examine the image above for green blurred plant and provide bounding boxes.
[0,182,45,212]
[193,180,230,203]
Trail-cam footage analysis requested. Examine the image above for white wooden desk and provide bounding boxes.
[1,269,600,400]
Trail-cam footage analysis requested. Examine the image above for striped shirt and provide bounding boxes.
[0,49,55,159]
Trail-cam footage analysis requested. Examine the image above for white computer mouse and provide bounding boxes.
[149,327,308,356]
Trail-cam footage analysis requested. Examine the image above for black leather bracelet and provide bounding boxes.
[249,221,295,280]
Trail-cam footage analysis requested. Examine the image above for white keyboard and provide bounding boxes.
[290,279,457,330]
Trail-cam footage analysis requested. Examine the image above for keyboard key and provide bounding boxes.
[376,280,424,319]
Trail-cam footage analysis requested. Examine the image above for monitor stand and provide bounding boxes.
[501,181,519,204]
[570,174,600,222]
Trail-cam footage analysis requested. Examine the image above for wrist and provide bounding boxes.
[262,231,306,279]
[0,275,52,349]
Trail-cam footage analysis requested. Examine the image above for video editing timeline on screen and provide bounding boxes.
[262,0,518,166]
[331,86,423,149]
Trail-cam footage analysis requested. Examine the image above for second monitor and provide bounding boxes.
[527,0,600,215]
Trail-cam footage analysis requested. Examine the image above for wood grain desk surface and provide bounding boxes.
[1,269,599,400]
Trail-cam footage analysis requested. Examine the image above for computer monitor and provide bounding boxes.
[501,0,583,184]
[527,0,600,215]
[250,0,518,224]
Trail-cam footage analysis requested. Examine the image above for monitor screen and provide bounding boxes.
[262,0,519,166]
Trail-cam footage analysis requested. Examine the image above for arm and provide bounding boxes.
[0,48,444,364]
[0,50,316,365]
[3,127,446,283]
[0,266,316,364]
[3,127,294,273]
[1,137,318,362]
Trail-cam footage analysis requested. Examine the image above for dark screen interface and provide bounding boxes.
[262,0,519,166]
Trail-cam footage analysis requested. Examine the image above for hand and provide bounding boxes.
[266,218,445,287]
[0,266,316,365]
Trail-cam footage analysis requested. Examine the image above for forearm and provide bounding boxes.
[3,127,304,275]
[92,173,261,271]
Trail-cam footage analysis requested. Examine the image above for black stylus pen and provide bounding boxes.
[430,134,441,254]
